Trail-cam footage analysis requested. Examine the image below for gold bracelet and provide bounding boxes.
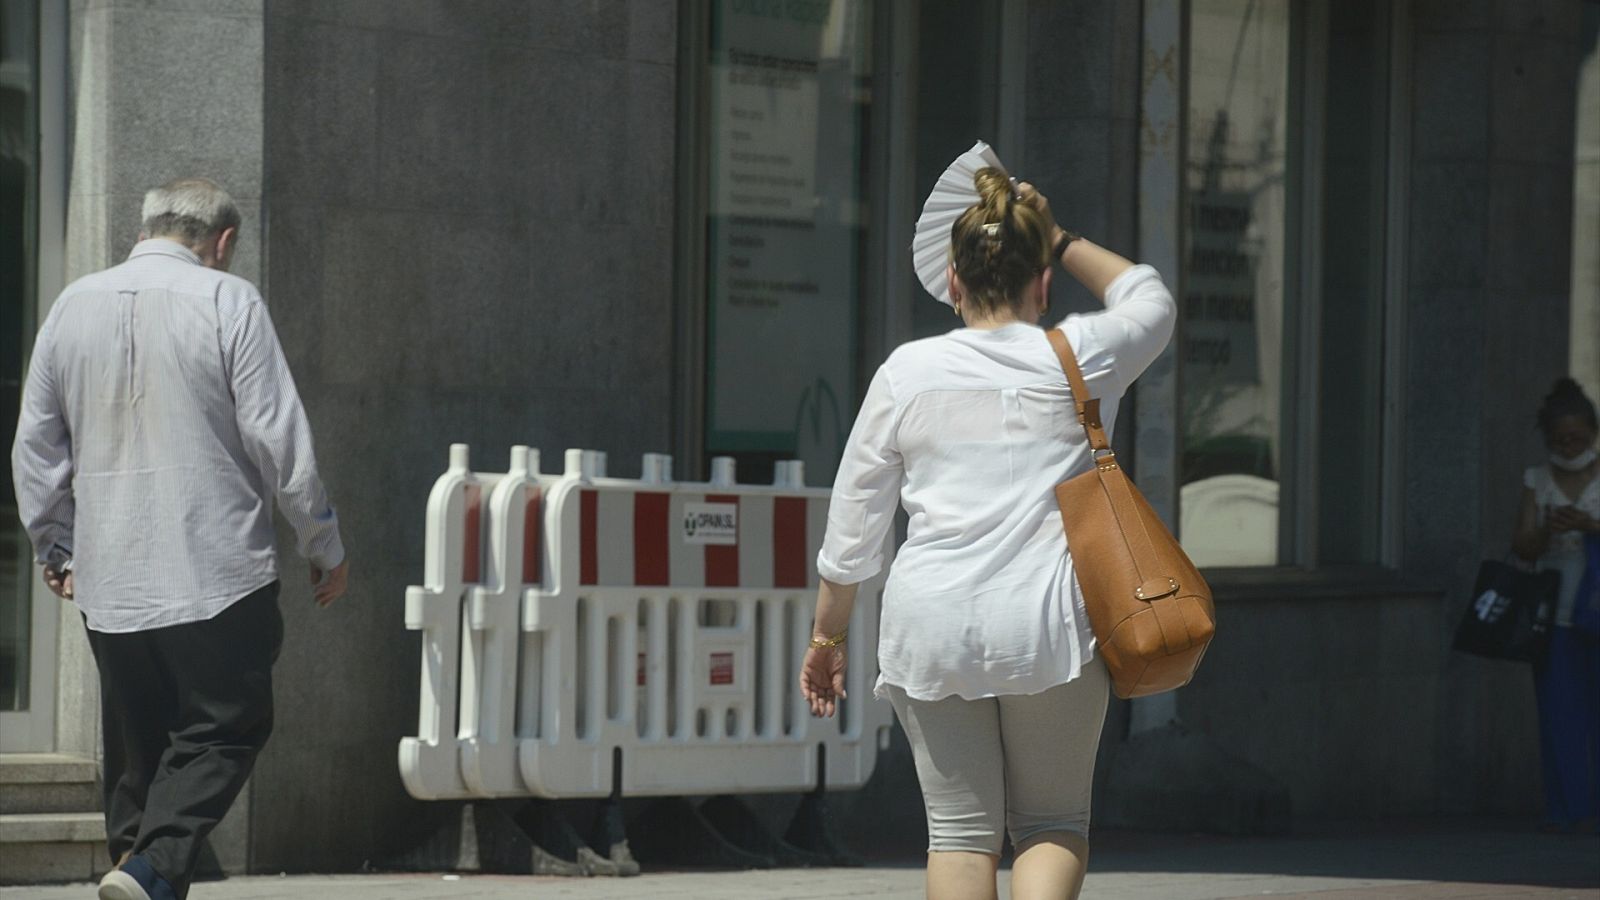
[808,629,848,649]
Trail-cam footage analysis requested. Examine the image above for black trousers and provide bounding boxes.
[84,581,282,899]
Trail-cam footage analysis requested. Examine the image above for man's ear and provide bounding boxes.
[207,226,238,271]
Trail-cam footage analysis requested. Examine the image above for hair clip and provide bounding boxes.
[982,223,1001,237]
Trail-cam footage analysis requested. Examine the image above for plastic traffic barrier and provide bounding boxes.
[399,445,894,803]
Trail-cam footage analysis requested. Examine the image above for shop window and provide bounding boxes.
[1179,0,1399,568]
[699,0,873,486]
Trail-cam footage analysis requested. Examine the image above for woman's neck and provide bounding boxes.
[1549,455,1599,489]
[961,303,1040,330]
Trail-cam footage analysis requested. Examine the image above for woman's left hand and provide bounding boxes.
[1016,181,1059,235]
[800,644,848,718]
[1549,505,1600,533]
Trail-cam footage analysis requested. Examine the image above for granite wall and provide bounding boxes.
[251,0,678,871]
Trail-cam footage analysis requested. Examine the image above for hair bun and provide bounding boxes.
[948,166,1052,316]
[972,167,1012,205]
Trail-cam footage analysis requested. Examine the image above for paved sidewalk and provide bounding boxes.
[8,820,1596,899]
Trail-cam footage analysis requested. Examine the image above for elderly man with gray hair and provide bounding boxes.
[11,177,348,900]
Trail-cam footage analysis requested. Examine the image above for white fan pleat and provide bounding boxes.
[912,140,1012,307]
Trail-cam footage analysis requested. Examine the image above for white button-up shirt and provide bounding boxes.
[818,264,1176,701]
[11,239,344,633]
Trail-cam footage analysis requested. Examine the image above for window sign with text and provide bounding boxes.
[705,0,870,485]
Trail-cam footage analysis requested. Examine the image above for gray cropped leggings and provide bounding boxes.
[884,657,1110,856]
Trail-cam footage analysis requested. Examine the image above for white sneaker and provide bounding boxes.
[97,869,153,900]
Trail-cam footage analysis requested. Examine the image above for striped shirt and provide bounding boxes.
[10,239,344,633]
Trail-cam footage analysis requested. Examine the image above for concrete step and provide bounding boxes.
[0,753,101,815]
[0,812,109,884]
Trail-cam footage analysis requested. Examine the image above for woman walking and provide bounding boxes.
[800,169,1177,900]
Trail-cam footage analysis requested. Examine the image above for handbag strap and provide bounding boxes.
[1046,326,1171,587]
[1045,328,1111,453]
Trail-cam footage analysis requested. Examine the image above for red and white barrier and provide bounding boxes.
[399,445,894,802]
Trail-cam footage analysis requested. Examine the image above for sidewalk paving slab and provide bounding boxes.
[4,819,1594,899]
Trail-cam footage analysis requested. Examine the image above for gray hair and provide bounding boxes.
[141,177,241,245]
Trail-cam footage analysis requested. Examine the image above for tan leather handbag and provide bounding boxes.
[1046,329,1215,699]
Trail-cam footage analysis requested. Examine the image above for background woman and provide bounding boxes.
[1512,377,1600,832]
[799,170,1176,900]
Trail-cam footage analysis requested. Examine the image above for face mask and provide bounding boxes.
[1550,448,1598,471]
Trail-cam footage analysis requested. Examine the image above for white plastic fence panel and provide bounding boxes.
[400,446,894,802]
[399,444,502,800]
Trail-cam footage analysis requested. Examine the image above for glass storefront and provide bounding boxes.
[702,0,872,486]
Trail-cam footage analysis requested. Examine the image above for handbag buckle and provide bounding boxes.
[1134,577,1180,600]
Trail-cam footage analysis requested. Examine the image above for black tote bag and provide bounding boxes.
[1452,560,1559,663]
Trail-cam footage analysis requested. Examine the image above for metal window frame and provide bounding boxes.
[671,0,710,480]
[1378,0,1411,569]
[996,0,1028,174]
[1290,0,1409,570]
[1284,0,1328,569]
[865,0,917,361]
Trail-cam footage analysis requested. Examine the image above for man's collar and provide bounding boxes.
[129,238,202,266]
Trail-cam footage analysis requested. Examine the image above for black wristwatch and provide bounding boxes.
[1052,229,1081,264]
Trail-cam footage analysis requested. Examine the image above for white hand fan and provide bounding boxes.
[912,140,1014,307]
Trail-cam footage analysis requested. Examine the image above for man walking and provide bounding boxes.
[11,177,348,900]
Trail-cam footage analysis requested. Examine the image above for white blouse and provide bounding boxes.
[818,265,1177,701]
[1524,464,1600,626]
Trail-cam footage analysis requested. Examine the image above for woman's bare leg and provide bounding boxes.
[1010,831,1090,900]
[926,849,1000,900]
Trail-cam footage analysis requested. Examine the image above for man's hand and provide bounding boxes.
[43,565,73,600]
[309,560,349,608]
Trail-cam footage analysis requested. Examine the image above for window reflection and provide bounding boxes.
[703,0,872,486]
[1179,0,1290,567]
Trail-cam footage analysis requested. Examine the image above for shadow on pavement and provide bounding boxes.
[1079,818,1600,889]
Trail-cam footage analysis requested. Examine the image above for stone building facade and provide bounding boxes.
[2,0,1595,880]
